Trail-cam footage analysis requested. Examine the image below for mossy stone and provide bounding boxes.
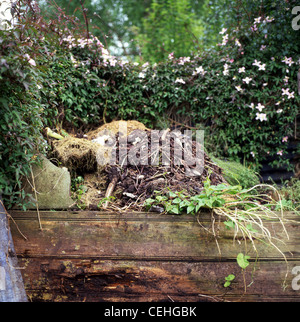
[23,156,74,209]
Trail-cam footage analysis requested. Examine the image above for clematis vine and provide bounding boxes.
[282,88,295,99]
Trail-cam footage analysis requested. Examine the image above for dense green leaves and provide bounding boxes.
[0,0,299,209]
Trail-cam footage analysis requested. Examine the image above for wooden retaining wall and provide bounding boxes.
[8,210,300,302]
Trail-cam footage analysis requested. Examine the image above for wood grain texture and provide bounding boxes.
[9,210,300,302]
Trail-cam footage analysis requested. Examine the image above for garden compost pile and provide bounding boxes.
[50,120,226,211]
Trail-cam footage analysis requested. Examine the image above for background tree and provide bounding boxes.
[135,0,205,62]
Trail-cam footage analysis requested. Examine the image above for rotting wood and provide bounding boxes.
[8,210,300,302]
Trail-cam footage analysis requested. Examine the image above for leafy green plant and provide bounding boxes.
[237,253,250,270]
[224,274,235,288]
[97,196,116,209]
[71,176,87,209]
[276,179,300,211]
[145,178,290,259]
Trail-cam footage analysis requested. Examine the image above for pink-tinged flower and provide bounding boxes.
[223,64,229,76]
[28,59,36,66]
[221,34,229,46]
[178,56,190,65]
[175,78,185,84]
[238,67,245,73]
[168,52,174,59]
[193,66,206,76]
[254,17,262,24]
[256,113,267,122]
[235,39,242,47]
[277,150,283,156]
[252,60,261,67]
[243,77,252,84]
[252,60,266,70]
[282,137,288,143]
[256,103,265,112]
[260,45,266,51]
[109,58,117,67]
[264,16,275,23]
[282,88,289,95]
[282,56,294,66]
[251,25,258,32]
[282,88,295,99]
[219,28,227,35]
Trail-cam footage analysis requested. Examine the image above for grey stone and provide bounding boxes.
[23,155,74,210]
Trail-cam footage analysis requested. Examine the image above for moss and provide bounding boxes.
[211,157,260,189]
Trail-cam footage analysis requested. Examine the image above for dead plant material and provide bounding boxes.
[86,120,148,140]
[51,121,226,211]
[104,129,226,211]
[52,137,101,172]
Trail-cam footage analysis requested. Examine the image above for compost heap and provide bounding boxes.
[51,120,226,211]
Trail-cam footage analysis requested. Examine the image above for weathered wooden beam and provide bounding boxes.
[8,210,300,302]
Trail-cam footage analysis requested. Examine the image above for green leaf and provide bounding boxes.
[224,220,235,230]
[187,204,195,214]
[224,281,231,288]
[237,253,250,270]
[225,274,235,282]
[224,274,235,287]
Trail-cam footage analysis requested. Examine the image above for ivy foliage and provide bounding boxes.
[0,27,46,208]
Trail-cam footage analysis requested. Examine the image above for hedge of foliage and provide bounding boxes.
[0,1,299,208]
[0,28,46,208]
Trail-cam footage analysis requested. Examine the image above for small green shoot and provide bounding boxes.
[224,274,236,288]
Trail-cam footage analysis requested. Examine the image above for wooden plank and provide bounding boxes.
[9,211,300,260]
[9,210,300,222]
[8,210,300,302]
[18,258,300,302]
